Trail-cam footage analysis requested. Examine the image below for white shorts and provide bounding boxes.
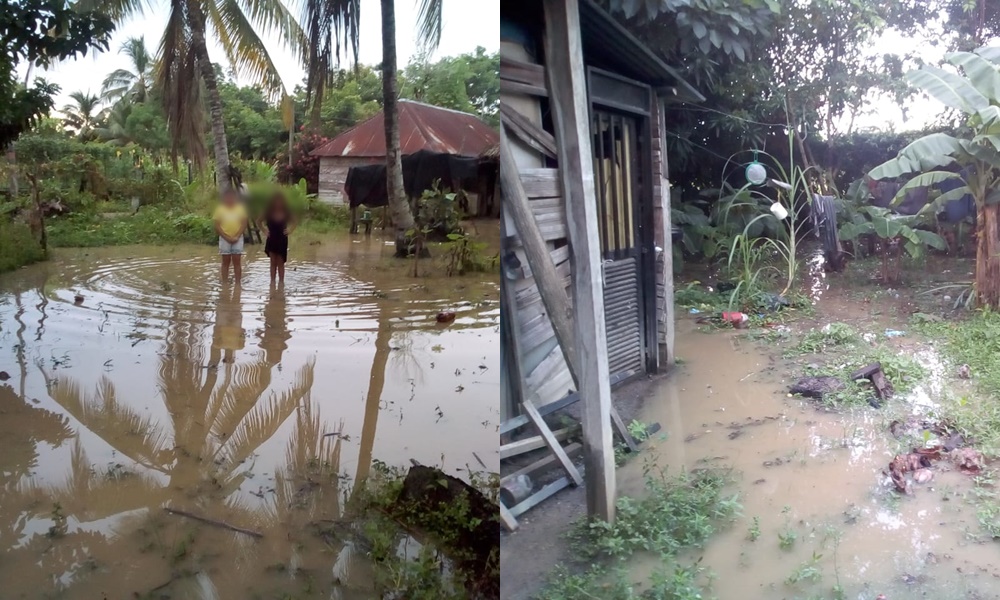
[219,237,245,255]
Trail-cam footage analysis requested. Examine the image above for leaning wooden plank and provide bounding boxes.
[501,128,578,380]
[509,477,572,518]
[501,104,557,160]
[499,427,574,460]
[501,443,583,486]
[500,391,579,435]
[544,0,616,522]
[500,501,519,532]
[520,168,561,199]
[522,400,583,486]
[500,79,548,98]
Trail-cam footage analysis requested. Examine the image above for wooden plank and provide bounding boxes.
[500,261,526,425]
[509,477,571,517]
[521,168,561,199]
[501,443,583,486]
[657,98,676,368]
[500,393,579,436]
[500,56,546,88]
[499,426,575,460]
[500,501,519,532]
[522,400,583,486]
[501,104,557,159]
[500,79,548,98]
[544,0,616,523]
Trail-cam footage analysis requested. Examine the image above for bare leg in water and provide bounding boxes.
[277,257,285,283]
[269,254,278,285]
[221,254,232,281]
[233,254,242,282]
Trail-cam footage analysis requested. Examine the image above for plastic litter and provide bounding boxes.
[689,308,701,314]
[884,329,906,338]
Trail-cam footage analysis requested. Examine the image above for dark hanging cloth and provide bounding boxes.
[343,150,482,208]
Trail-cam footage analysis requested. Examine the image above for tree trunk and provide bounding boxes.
[187,0,232,193]
[976,202,1000,307]
[380,0,418,257]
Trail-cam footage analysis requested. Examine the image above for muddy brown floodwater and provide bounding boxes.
[618,319,1000,600]
[0,234,499,598]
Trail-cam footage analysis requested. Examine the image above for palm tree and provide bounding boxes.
[100,36,153,103]
[61,91,105,141]
[80,0,302,191]
[304,0,442,256]
[94,100,132,145]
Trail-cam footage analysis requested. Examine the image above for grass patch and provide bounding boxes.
[788,322,858,355]
[912,311,1000,455]
[0,221,46,272]
[540,466,740,599]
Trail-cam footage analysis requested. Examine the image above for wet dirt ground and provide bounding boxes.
[503,251,1000,600]
[0,233,499,598]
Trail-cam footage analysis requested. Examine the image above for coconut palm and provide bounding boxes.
[304,0,442,255]
[79,0,303,191]
[869,46,1000,308]
[101,36,154,103]
[61,91,106,140]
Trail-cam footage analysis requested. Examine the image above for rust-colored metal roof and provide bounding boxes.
[311,100,499,158]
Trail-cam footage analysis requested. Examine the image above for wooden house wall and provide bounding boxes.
[317,156,381,205]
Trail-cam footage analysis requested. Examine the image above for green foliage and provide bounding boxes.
[573,467,740,560]
[0,0,114,148]
[444,232,498,276]
[746,516,761,542]
[401,47,499,127]
[838,206,947,259]
[45,206,215,247]
[416,180,462,239]
[0,221,45,272]
[914,311,1000,455]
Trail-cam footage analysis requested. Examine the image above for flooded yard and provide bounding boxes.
[622,319,1000,599]
[0,234,499,598]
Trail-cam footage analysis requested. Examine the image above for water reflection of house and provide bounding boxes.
[310,100,499,209]
[500,0,702,521]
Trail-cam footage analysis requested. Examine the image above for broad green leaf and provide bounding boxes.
[872,216,903,239]
[914,229,948,251]
[946,51,1000,100]
[904,241,922,259]
[976,46,1000,65]
[889,171,963,206]
[869,134,964,179]
[987,190,1000,205]
[907,66,989,114]
[918,185,973,216]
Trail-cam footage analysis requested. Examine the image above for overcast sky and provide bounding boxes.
[29,0,499,108]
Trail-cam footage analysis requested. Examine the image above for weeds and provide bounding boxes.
[785,551,824,586]
[0,221,45,272]
[746,516,761,541]
[790,323,858,355]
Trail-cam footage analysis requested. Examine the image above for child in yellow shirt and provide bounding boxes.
[213,189,248,282]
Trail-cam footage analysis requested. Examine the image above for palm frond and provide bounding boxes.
[416,0,442,53]
[205,0,285,98]
[302,0,361,115]
[156,0,207,167]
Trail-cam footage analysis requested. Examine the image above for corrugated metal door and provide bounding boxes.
[592,109,644,379]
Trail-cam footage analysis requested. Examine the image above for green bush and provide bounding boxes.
[0,222,45,273]
[46,206,215,247]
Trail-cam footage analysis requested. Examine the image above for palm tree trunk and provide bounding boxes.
[976,202,1000,307]
[381,0,417,257]
[187,0,232,193]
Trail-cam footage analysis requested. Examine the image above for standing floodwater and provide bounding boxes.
[0,235,499,598]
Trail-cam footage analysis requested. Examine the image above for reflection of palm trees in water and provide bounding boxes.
[0,285,357,597]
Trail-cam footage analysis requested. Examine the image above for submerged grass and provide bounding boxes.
[0,221,46,273]
[913,311,1000,455]
[539,466,740,599]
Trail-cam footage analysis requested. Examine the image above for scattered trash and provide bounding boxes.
[884,329,906,338]
[950,447,984,472]
[436,311,456,324]
[789,376,844,399]
[913,468,934,484]
[689,308,702,314]
[721,312,749,328]
[943,295,952,301]
[0,371,8,381]
[762,293,790,311]
[958,364,971,379]
[850,362,893,401]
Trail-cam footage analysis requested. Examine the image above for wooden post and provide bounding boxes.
[543,0,616,523]
[658,98,676,367]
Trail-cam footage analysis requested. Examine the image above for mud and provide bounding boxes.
[0,234,498,598]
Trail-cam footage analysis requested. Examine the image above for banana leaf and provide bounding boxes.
[946,51,1000,100]
[888,171,963,207]
[907,66,989,115]
[869,134,964,179]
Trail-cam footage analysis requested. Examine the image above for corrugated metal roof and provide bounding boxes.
[311,100,500,158]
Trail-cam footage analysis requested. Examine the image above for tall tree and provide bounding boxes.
[81,0,303,191]
[0,0,114,149]
[304,0,442,256]
[100,35,153,103]
[61,91,105,140]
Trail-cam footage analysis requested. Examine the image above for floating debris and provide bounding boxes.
[0,371,8,381]
[74,294,85,305]
[789,376,844,399]
[436,311,456,323]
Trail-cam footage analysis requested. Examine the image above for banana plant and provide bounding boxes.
[838,206,947,259]
[868,46,1000,307]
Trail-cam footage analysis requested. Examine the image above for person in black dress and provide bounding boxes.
[258,192,296,285]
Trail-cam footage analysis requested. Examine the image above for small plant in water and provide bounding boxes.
[47,503,68,538]
[746,516,761,542]
[785,551,824,586]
